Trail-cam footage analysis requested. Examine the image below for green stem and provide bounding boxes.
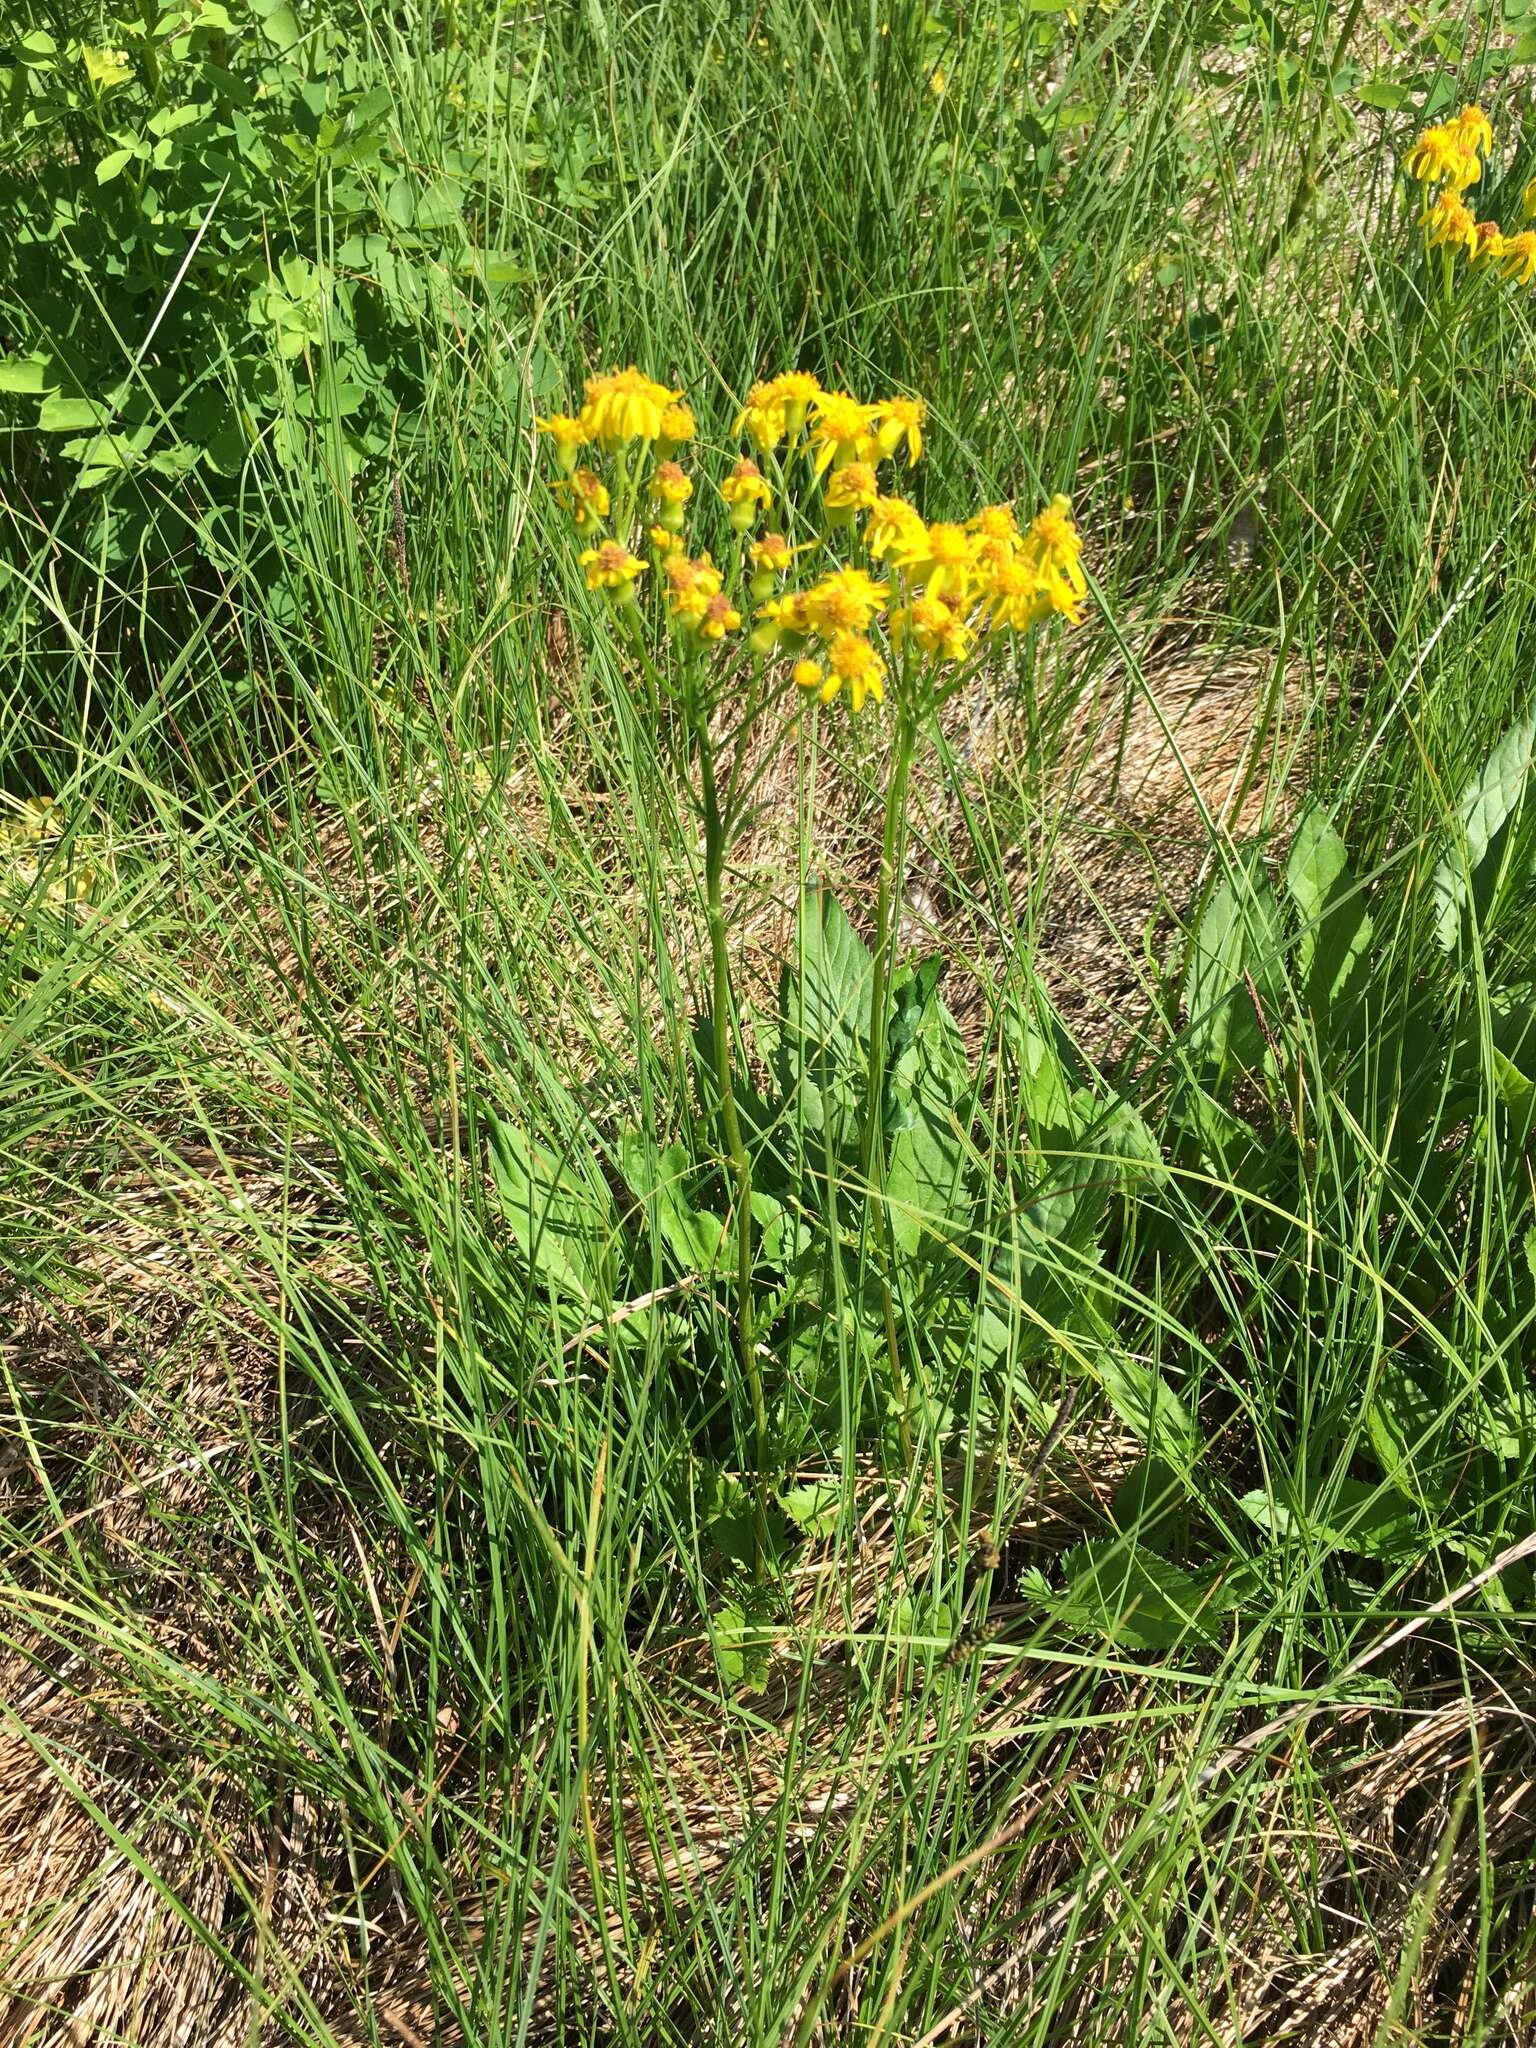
[696,713,771,1541]
[860,709,919,1465]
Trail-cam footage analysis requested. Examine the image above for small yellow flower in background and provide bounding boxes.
[875,395,925,463]
[664,552,725,623]
[697,591,743,641]
[891,594,973,662]
[1023,495,1087,621]
[537,413,588,473]
[553,466,611,531]
[658,401,696,454]
[580,366,682,447]
[650,525,685,555]
[650,459,693,532]
[1423,190,1479,258]
[580,539,649,597]
[1499,229,1536,283]
[928,66,947,96]
[793,657,825,692]
[809,391,881,475]
[721,457,773,530]
[82,45,133,90]
[1451,104,1494,162]
[1472,220,1507,265]
[735,380,789,451]
[749,531,794,598]
[801,566,890,636]
[750,591,811,653]
[867,494,928,562]
[823,631,886,712]
[767,370,823,439]
[1404,121,1480,193]
[824,460,880,523]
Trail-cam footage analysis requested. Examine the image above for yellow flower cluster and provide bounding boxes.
[1405,104,1536,284]
[539,364,1087,703]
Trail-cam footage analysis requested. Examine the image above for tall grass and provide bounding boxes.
[5,1,1536,2042]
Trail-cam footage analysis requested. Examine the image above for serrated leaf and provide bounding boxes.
[1432,718,1536,952]
[1054,1538,1227,1649]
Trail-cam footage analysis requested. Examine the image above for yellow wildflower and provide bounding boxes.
[892,593,973,662]
[1022,495,1086,619]
[658,401,696,454]
[874,395,925,464]
[929,66,946,96]
[1423,190,1479,257]
[580,365,682,447]
[894,519,974,600]
[808,391,881,475]
[553,466,610,532]
[82,45,133,90]
[800,566,890,636]
[866,494,929,562]
[1472,220,1507,265]
[1499,229,1536,283]
[766,370,823,439]
[822,631,886,712]
[749,590,811,653]
[697,591,742,641]
[824,460,880,523]
[580,539,648,597]
[1451,104,1494,161]
[721,457,773,531]
[650,525,685,555]
[734,380,789,451]
[1404,122,1479,193]
[749,531,795,600]
[980,553,1050,632]
[651,459,693,532]
[792,658,825,692]
[665,552,724,624]
[537,412,587,474]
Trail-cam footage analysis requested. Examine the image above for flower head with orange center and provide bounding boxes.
[536,412,587,473]
[874,395,925,464]
[697,591,743,642]
[808,391,881,475]
[664,552,724,624]
[580,539,648,597]
[553,466,610,532]
[822,631,886,712]
[1500,229,1536,283]
[651,460,693,506]
[580,366,682,447]
[866,494,929,563]
[1423,189,1479,257]
[800,566,890,637]
[1022,495,1086,621]
[892,593,973,663]
[750,532,794,575]
[1405,122,1480,193]
[649,525,685,555]
[1472,220,1507,265]
[824,460,879,522]
[749,590,812,653]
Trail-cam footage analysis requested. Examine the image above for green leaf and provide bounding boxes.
[1095,1353,1199,1472]
[1241,1478,1426,1561]
[1352,76,1411,107]
[37,396,110,432]
[882,958,973,1257]
[1182,853,1282,1075]
[0,355,57,395]
[96,148,138,184]
[1367,1358,1453,1511]
[1285,805,1372,1012]
[777,885,874,1148]
[1054,1539,1227,1649]
[259,2,301,52]
[487,1116,616,1304]
[1432,718,1536,952]
[618,1133,723,1274]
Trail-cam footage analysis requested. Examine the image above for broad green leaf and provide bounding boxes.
[882,957,972,1257]
[1286,805,1372,1011]
[1095,1352,1199,1471]
[259,3,301,52]
[0,356,56,395]
[487,1116,616,1304]
[777,886,873,1147]
[1183,853,1282,1075]
[1432,718,1536,951]
[618,1133,723,1274]
[96,148,139,184]
[1367,1358,1452,1510]
[1241,1478,1426,1561]
[38,397,109,432]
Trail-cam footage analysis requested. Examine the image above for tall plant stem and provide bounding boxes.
[696,715,771,1534]
[861,709,919,1466]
